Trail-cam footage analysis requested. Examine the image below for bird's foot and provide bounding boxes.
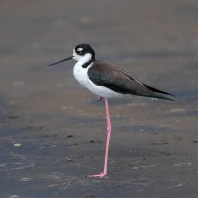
[87,172,107,178]
[97,97,104,102]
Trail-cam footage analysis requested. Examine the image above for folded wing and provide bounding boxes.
[88,60,174,101]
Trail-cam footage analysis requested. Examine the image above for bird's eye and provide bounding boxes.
[77,51,83,55]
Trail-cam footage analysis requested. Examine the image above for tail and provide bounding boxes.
[143,83,175,96]
[142,83,175,101]
[150,92,175,101]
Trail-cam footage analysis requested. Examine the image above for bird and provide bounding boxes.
[48,43,175,178]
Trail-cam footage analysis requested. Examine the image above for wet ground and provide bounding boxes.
[0,0,198,197]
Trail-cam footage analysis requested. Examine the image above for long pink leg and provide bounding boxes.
[88,98,111,178]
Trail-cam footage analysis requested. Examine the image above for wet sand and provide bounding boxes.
[0,0,198,197]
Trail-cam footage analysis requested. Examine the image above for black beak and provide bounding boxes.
[47,56,73,67]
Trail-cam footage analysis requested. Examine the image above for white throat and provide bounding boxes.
[73,55,93,93]
[72,48,95,95]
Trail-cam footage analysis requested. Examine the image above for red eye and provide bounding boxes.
[76,50,83,55]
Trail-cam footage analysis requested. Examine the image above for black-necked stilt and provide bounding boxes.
[48,44,175,178]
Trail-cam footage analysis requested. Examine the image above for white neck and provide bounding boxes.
[79,53,92,64]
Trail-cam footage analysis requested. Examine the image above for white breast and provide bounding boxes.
[73,62,124,99]
[73,62,92,90]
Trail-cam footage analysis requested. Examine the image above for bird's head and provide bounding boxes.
[48,44,95,67]
[73,44,95,62]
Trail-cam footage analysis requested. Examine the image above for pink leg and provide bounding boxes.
[87,98,111,178]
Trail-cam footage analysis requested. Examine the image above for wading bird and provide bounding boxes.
[48,44,174,178]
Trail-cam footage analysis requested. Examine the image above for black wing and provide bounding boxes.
[88,60,174,101]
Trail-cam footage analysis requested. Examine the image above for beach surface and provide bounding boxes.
[0,0,198,197]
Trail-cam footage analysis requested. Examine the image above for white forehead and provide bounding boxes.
[76,47,83,52]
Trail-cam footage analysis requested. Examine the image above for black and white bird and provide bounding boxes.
[48,44,175,178]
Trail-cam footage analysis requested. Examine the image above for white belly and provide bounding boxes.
[73,62,124,99]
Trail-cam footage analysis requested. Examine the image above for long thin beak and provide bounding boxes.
[47,56,73,67]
